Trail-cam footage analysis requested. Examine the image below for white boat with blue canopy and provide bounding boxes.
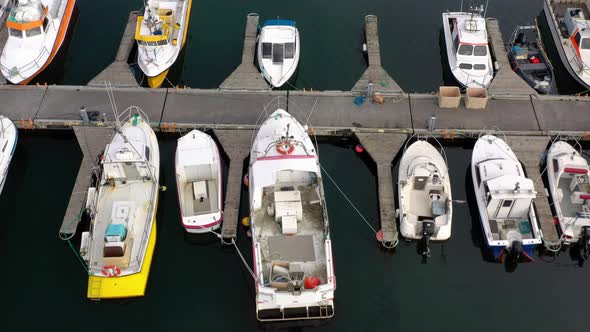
[471,135,542,265]
[256,19,300,88]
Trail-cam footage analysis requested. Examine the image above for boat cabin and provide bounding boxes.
[135,5,178,47]
[6,2,49,40]
[448,15,490,73]
[475,160,537,241]
[102,128,153,185]
[565,7,590,48]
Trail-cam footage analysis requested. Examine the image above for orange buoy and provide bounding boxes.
[304,276,321,289]
[241,217,250,227]
[355,144,364,153]
[376,229,384,242]
[553,217,559,225]
[243,174,249,186]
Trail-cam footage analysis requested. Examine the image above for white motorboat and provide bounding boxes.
[175,129,223,233]
[0,116,17,195]
[544,0,590,90]
[471,135,542,264]
[442,5,494,88]
[135,0,192,88]
[249,107,335,321]
[398,140,452,256]
[546,140,590,255]
[0,0,76,84]
[81,108,160,299]
[256,19,300,88]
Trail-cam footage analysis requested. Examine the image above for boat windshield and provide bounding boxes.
[262,42,295,62]
[458,44,473,55]
[458,44,487,56]
[582,38,590,50]
[474,46,487,56]
[8,29,22,38]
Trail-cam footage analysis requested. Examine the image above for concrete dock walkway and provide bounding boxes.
[88,12,140,88]
[355,133,407,247]
[486,18,537,97]
[215,129,253,239]
[352,15,403,95]
[220,14,269,91]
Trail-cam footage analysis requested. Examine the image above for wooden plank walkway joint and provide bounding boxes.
[219,14,269,91]
[88,12,140,88]
[352,15,403,95]
[355,133,407,247]
[215,129,254,239]
[60,127,114,236]
[506,135,559,244]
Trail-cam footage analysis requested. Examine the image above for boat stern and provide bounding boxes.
[87,220,157,299]
[256,289,335,322]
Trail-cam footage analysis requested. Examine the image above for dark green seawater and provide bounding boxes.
[55,0,586,92]
[1,132,589,331]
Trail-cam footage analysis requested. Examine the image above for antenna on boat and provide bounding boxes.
[483,0,489,18]
[460,0,463,12]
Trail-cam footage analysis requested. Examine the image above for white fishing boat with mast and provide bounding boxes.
[135,0,192,88]
[80,100,160,299]
[0,116,17,195]
[248,99,335,321]
[442,1,494,88]
[546,139,590,261]
[398,137,453,258]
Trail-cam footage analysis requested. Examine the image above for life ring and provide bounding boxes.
[101,265,121,277]
[276,141,295,155]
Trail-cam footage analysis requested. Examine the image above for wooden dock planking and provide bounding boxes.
[352,15,403,94]
[220,14,269,91]
[506,135,560,243]
[486,18,537,96]
[355,133,407,246]
[88,12,139,88]
[60,126,114,236]
[215,129,253,239]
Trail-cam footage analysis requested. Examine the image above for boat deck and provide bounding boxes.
[550,1,590,38]
[254,185,328,284]
[180,179,218,216]
[557,177,586,218]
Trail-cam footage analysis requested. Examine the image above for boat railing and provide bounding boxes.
[0,46,49,80]
[570,53,590,77]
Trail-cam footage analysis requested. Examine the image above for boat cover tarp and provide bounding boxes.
[263,19,295,27]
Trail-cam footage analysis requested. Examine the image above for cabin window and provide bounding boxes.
[474,46,487,56]
[145,146,150,161]
[453,35,460,52]
[1,141,7,153]
[474,64,486,70]
[459,63,472,70]
[262,43,272,59]
[8,29,22,38]
[43,18,49,32]
[458,44,473,56]
[284,42,295,59]
[26,27,42,37]
[475,166,481,186]
[272,43,284,64]
[552,159,559,173]
[574,32,582,46]
[502,199,513,207]
[581,38,590,49]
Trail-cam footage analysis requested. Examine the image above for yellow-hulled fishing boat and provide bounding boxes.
[135,0,192,88]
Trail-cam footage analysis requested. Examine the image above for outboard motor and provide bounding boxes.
[421,221,435,258]
[578,226,590,262]
[507,240,523,265]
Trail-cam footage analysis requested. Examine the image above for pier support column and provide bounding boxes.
[215,129,253,239]
[88,12,140,88]
[220,14,269,91]
[505,135,559,244]
[486,18,537,96]
[60,126,113,236]
[352,15,403,95]
[355,133,407,247]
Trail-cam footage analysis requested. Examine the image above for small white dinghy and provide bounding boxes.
[546,140,590,259]
[256,19,300,88]
[0,116,17,194]
[398,140,452,257]
[471,135,542,265]
[175,129,223,233]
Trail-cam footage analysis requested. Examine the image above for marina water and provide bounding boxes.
[1,132,588,331]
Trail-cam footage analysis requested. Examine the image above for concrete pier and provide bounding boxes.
[88,12,140,88]
[60,126,113,236]
[486,18,537,97]
[355,133,407,246]
[506,136,559,244]
[215,129,253,239]
[352,15,403,95]
[219,14,269,91]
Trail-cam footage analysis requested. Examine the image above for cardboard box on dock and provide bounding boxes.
[438,86,461,108]
[465,87,488,109]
